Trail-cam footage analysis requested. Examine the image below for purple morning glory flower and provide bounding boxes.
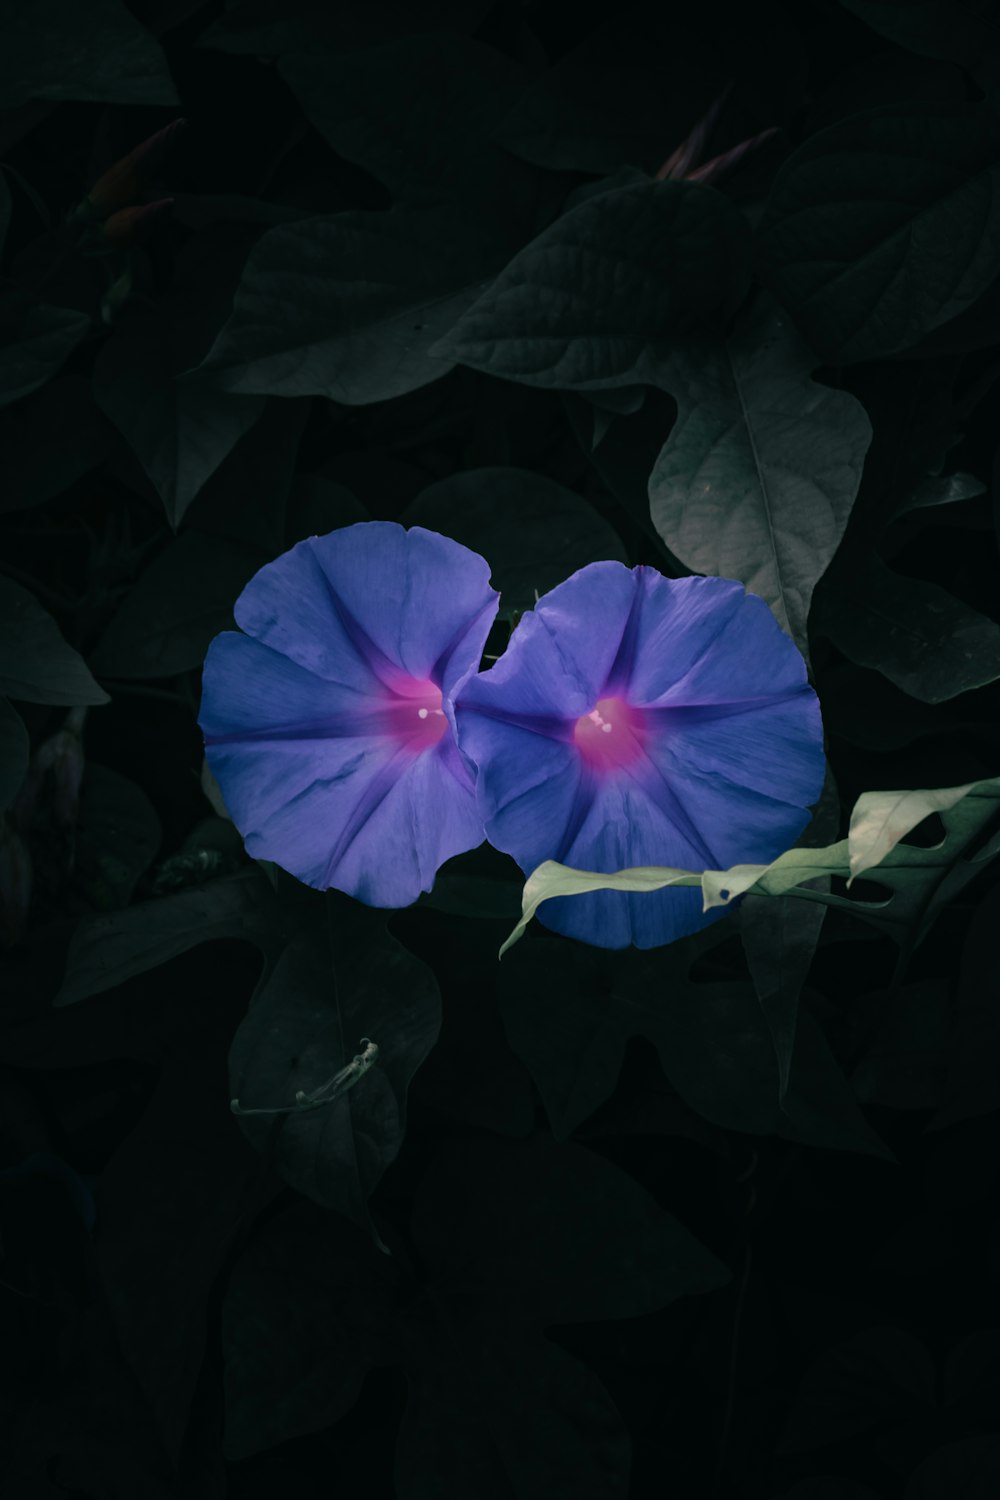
[454,562,826,949]
[199,522,499,906]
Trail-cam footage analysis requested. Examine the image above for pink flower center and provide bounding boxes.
[381,678,447,752]
[573,695,645,772]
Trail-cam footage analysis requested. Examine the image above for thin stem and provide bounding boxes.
[712,1243,753,1500]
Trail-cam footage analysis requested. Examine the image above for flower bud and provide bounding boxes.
[656,86,732,181]
[101,197,174,248]
[73,118,186,221]
[685,127,779,187]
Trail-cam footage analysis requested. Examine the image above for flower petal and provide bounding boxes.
[201,632,486,905]
[539,771,723,949]
[456,561,826,949]
[461,561,641,723]
[531,758,813,950]
[624,572,811,706]
[457,711,585,869]
[199,519,500,907]
[644,691,826,808]
[232,521,498,696]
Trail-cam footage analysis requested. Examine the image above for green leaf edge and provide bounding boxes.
[498,774,1000,958]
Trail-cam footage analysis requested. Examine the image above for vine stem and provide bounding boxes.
[712,1242,753,1500]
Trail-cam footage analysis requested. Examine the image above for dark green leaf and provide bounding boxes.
[0,376,110,513]
[756,99,1000,362]
[0,695,28,810]
[492,7,725,176]
[198,209,505,403]
[771,1482,883,1500]
[89,530,263,680]
[893,271,1000,357]
[850,980,950,1111]
[0,288,90,408]
[904,1438,1000,1499]
[416,859,522,921]
[740,896,828,1102]
[0,576,109,705]
[432,180,752,391]
[778,1326,935,1452]
[564,388,688,566]
[944,1330,1000,1426]
[894,469,986,519]
[648,294,872,660]
[222,1199,393,1460]
[929,880,1000,1130]
[814,551,1000,703]
[284,475,368,547]
[0,171,10,261]
[779,1008,897,1160]
[820,661,983,751]
[228,912,441,1228]
[278,34,537,230]
[396,1332,630,1500]
[401,466,628,621]
[399,904,535,1138]
[95,1055,263,1460]
[782,777,1000,966]
[411,1132,730,1328]
[839,1,1000,84]
[74,764,162,910]
[740,768,840,1099]
[499,938,891,1158]
[0,0,178,106]
[169,193,311,231]
[199,0,493,55]
[93,318,266,529]
[185,395,309,556]
[55,869,283,1006]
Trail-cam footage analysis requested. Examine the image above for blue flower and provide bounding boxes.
[454,562,826,949]
[199,522,499,906]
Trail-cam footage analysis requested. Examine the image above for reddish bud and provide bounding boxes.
[101,197,174,247]
[684,127,780,187]
[79,118,185,219]
[656,86,732,182]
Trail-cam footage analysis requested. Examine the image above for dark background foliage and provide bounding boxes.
[2,1,1000,1496]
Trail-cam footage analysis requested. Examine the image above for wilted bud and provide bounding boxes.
[0,815,33,947]
[101,197,174,248]
[72,118,186,221]
[13,708,87,882]
[33,721,86,833]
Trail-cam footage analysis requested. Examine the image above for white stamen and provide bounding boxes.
[418,708,429,719]
[587,707,613,733]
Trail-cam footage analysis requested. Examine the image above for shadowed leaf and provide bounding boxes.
[648,294,872,660]
[433,180,751,390]
[0,577,109,706]
[756,98,1000,362]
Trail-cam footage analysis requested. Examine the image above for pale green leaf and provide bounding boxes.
[499,842,851,958]
[847,775,1000,886]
